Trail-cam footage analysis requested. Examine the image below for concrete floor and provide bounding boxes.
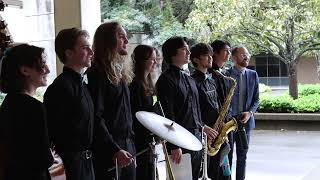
[233,130,320,180]
[52,130,320,180]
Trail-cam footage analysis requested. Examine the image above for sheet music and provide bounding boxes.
[155,144,192,180]
[169,153,192,180]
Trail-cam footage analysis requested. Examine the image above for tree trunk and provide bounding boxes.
[316,53,320,80]
[288,62,298,99]
[318,66,320,80]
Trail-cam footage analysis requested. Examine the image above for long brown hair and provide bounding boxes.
[132,44,155,96]
[92,21,133,84]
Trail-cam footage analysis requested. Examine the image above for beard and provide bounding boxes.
[238,59,249,67]
[118,48,128,55]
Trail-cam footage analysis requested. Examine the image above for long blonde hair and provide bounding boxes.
[93,21,133,84]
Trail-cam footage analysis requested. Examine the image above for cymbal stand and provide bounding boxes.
[150,137,159,180]
[115,158,119,180]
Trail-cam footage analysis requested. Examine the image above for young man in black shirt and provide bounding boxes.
[88,21,135,180]
[44,28,95,180]
[156,37,218,180]
[191,43,231,180]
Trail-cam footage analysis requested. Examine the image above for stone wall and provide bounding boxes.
[254,113,320,131]
[0,0,56,85]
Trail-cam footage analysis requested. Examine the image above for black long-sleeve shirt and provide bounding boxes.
[129,78,154,151]
[209,63,228,108]
[87,68,134,155]
[0,93,53,177]
[44,67,94,153]
[192,70,220,127]
[209,63,233,122]
[156,65,203,149]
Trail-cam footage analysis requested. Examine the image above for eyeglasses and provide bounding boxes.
[239,53,251,58]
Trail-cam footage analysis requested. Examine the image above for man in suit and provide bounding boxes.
[228,46,259,180]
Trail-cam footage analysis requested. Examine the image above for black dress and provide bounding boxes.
[129,77,154,180]
[0,93,53,180]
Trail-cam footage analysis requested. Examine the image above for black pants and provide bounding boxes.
[207,143,231,180]
[60,150,95,180]
[94,138,136,180]
[228,130,251,180]
[5,169,51,180]
[135,149,153,180]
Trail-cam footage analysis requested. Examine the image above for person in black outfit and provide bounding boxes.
[156,37,218,180]
[207,40,233,180]
[190,43,230,180]
[129,44,157,180]
[43,28,95,180]
[0,44,53,180]
[87,21,135,180]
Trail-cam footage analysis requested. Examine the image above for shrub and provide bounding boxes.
[298,84,320,96]
[259,94,295,113]
[259,90,320,113]
[293,94,320,113]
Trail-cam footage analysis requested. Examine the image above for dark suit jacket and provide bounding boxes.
[227,67,260,130]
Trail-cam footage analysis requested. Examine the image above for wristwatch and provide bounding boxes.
[249,111,254,116]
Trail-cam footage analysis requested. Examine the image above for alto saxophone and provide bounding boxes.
[207,69,238,156]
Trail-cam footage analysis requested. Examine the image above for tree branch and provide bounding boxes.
[296,38,317,46]
[244,35,287,62]
[296,47,320,61]
[309,43,320,47]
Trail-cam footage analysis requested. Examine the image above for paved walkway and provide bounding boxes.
[232,130,320,180]
[52,130,320,180]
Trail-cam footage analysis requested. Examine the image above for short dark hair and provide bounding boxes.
[162,36,188,64]
[55,27,89,64]
[210,40,230,54]
[190,43,213,67]
[0,44,45,93]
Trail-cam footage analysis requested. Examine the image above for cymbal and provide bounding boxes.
[135,111,202,151]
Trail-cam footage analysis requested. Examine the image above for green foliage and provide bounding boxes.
[101,0,193,46]
[259,84,320,113]
[106,5,151,34]
[259,94,295,113]
[298,84,320,96]
[186,0,320,99]
[293,94,320,113]
[170,0,195,23]
[186,0,320,56]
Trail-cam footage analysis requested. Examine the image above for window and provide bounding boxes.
[252,54,288,86]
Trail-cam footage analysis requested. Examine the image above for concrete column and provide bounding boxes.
[54,0,101,75]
